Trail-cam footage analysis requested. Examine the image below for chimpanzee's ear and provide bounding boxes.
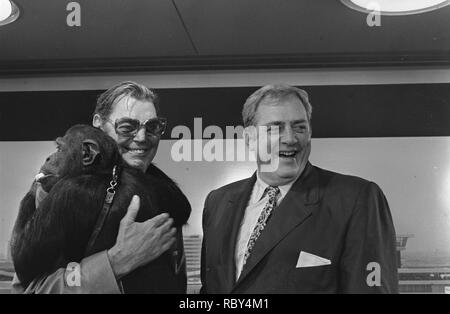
[81,139,100,166]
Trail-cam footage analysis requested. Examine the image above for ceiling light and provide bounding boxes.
[0,0,20,26]
[341,0,450,16]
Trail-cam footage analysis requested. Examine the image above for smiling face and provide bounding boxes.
[93,95,159,172]
[252,94,311,186]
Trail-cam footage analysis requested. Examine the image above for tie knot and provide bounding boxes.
[265,186,280,198]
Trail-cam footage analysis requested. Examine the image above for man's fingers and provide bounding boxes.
[160,237,176,253]
[167,227,177,237]
[142,219,174,241]
[159,227,177,244]
[143,212,171,228]
[157,218,174,233]
[122,195,140,225]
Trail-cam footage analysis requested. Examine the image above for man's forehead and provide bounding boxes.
[262,119,308,125]
[259,93,300,105]
[110,96,156,120]
[255,96,307,124]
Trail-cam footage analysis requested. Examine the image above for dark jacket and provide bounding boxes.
[201,162,398,294]
[88,163,192,294]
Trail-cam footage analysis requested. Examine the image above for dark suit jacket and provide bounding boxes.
[201,162,398,294]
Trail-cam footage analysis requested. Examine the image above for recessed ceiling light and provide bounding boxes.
[0,0,20,26]
[341,0,450,16]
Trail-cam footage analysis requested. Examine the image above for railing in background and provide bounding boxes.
[0,260,13,294]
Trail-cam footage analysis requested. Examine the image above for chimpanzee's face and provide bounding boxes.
[38,136,69,186]
[37,127,103,191]
[34,138,66,196]
[98,96,159,173]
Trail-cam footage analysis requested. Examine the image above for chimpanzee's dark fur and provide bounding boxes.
[11,125,191,293]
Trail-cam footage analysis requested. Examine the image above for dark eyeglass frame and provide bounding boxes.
[107,117,167,138]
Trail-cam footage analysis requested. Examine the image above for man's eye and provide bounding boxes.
[267,126,281,133]
[293,125,307,132]
[117,124,135,133]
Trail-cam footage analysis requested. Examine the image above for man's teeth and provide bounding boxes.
[279,151,297,157]
[129,149,147,154]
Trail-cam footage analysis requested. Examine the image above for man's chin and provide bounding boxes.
[276,169,299,180]
[259,166,300,186]
[274,162,303,178]
[123,156,148,172]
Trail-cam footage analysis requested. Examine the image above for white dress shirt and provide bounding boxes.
[234,173,297,281]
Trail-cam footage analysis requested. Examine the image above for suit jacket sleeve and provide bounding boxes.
[339,182,399,293]
[11,251,121,294]
[200,191,214,294]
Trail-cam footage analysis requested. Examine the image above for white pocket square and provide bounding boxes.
[296,251,331,268]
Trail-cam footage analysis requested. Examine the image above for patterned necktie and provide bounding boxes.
[242,186,280,266]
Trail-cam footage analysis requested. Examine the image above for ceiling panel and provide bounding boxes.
[0,0,196,61]
[175,0,450,55]
[0,0,449,74]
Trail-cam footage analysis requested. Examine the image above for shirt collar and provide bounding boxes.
[251,171,300,204]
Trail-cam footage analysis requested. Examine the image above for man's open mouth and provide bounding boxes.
[127,148,148,154]
[279,150,298,158]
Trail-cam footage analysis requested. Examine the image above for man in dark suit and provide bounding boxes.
[200,84,398,294]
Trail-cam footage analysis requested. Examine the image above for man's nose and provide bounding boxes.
[133,126,147,142]
[281,126,297,145]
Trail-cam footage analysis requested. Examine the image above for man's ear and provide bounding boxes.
[81,139,100,166]
[92,114,102,129]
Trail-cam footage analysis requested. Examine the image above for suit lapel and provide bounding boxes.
[233,163,320,291]
[217,174,256,293]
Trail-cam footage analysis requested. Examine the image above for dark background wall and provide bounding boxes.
[1,84,449,141]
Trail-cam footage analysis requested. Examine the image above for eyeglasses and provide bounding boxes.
[107,117,167,138]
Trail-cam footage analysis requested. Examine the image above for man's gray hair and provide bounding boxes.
[242,84,312,127]
[93,81,160,120]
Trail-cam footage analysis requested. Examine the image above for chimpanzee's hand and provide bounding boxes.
[107,195,176,279]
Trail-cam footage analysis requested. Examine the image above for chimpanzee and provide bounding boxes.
[10,124,190,293]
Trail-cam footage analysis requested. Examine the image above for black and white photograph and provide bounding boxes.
[0,0,449,298]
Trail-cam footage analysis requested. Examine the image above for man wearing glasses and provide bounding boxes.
[13,81,191,293]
